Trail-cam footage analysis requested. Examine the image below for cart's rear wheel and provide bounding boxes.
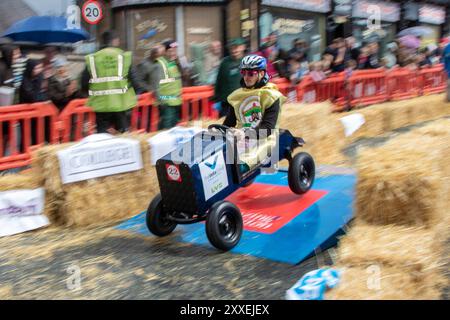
[288,152,315,194]
[206,201,243,251]
[146,194,177,236]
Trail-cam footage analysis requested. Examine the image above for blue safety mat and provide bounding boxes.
[116,168,355,264]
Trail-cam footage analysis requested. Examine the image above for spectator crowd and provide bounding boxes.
[1,31,449,138]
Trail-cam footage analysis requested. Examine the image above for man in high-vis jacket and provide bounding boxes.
[155,39,183,130]
[81,31,142,133]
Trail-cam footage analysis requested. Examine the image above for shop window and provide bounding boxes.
[259,6,325,62]
[129,7,176,62]
[183,6,223,61]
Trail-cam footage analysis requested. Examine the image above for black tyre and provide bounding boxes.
[205,201,243,251]
[288,152,315,194]
[146,194,177,236]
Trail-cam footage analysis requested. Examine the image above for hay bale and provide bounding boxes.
[330,214,448,300]
[31,133,160,227]
[335,224,445,276]
[341,107,387,143]
[0,170,43,190]
[355,139,445,227]
[280,102,347,165]
[311,119,347,165]
[378,94,450,130]
[325,265,443,300]
[409,95,442,123]
[280,101,332,139]
[381,99,415,130]
[358,107,386,137]
[419,94,450,120]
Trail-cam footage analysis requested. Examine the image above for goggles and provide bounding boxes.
[240,69,259,76]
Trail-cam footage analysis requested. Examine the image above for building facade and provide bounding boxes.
[110,0,227,61]
[79,0,450,61]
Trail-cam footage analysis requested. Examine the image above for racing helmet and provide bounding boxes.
[240,54,267,71]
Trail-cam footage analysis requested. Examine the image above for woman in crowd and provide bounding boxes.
[19,59,50,145]
[48,57,79,111]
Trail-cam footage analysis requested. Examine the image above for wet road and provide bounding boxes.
[0,119,448,300]
[0,226,333,299]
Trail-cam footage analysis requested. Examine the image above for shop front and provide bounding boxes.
[258,0,330,62]
[417,3,446,46]
[351,0,400,56]
[111,0,226,61]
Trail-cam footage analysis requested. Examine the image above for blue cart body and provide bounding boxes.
[155,130,302,218]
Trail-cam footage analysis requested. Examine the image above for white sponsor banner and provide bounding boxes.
[199,152,229,201]
[57,133,143,184]
[0,188,48,237]
[419,4,446,25]
[339,113,366,137]
[148,126,204,165]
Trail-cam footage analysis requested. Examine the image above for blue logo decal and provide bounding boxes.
[205,155,219,170]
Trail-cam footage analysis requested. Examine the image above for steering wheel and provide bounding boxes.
[208,124,230,135]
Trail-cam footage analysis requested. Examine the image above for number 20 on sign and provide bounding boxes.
[82,0,103,25]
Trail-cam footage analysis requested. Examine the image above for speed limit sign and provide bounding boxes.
[82,0,103,25]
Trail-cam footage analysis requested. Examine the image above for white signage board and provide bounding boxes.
[199,152,229,201]
[57,133,143,184]
[148,126,204,165]
[339,113,366,137]
[0,188,48,237]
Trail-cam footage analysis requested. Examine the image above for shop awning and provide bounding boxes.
[112,0,226,8]
[261,0,331,13]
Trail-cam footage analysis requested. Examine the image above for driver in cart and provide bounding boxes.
[220,54,286,173]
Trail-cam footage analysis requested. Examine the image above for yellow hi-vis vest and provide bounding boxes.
[227,82,286,129]
[157,57,182,106]
[86,47,137,112]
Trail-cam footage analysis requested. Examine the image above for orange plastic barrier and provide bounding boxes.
[386,68,421,101]
[351,68,385,76]
[271,77,291,97]
[0,102,59,171]
[347,72,388,107]
[419,65,447,95]
[181,86,217,122]
[59,98,95,143]
[296,74,346,105]
[59,87,216,141]
[130,92,159,132]
[0,71,446,171]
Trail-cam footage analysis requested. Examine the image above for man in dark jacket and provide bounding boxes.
[214,38,246,118]
[135,44,164,94]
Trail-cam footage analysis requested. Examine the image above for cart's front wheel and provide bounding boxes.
[146,194,177,236]
[206,201,243,251]
[288,152,315,194]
